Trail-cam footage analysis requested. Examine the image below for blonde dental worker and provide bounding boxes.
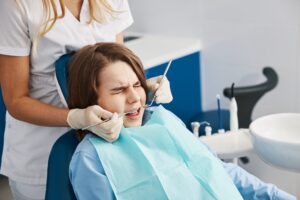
[0,0,172,199]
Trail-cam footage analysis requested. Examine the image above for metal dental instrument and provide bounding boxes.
[81,111,134,130]
[143,59,173,108]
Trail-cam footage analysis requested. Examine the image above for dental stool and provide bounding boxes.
[45,53,78,200]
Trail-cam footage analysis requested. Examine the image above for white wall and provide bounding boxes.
[127,1,300,197]
[127,0,300,119]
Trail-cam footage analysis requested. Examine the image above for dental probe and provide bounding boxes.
[81,111,135,130]
[143,59,173,108]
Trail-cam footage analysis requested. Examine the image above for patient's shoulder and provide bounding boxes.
[145,106,186,127]
[71,133,106,173]
[73,133,98,158]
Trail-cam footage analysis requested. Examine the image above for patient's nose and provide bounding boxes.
[127,87,141,104]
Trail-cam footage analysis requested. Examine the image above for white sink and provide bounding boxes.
[250,113,300,172]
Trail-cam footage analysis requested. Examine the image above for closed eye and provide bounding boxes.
[134,81,141,87]
[110,81,141,94]
[111,86,126,94]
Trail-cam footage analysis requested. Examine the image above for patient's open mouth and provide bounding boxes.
[125,107,141,119]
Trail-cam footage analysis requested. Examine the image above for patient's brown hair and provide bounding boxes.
[68,42,148,139]
[68,42,148,109]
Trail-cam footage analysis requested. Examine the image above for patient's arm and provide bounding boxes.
[222,162,296,200]
[69,135,115,200]
[199,135,295,199]
[170,111,295,200]
[198,133,295,199]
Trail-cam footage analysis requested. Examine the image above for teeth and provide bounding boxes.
[126,109,139,116]
[128,111,137,115]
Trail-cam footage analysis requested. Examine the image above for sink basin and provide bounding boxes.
[250,113,300,172]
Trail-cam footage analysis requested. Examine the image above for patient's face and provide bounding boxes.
[97,61,146,127]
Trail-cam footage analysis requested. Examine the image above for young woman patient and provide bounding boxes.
[68,43,296,200]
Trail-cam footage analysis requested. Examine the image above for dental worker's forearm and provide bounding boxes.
[0,55,69,127]
[116,32,124,44]
[7,96,69,126]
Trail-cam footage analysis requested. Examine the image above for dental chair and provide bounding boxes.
[45,53,78,200]
[46,51,279,199]
[0,88,6,169]
[45,129,78,200]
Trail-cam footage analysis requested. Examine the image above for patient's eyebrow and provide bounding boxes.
[110,85,128,91]
[110,81,140,91]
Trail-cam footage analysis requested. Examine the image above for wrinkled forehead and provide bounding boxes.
[98,61,139,86]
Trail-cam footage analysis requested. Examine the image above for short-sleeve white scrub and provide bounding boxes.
[0,0,133,185]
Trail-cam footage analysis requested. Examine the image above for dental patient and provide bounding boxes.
[68,43,296,200]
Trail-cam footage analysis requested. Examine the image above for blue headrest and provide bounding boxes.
[0,89,6,168]
[55,53,75,101]
[45,130,79,200]
[45,53,77,200]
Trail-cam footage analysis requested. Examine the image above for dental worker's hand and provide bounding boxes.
[146,75,173,104]
[67,105,123,142]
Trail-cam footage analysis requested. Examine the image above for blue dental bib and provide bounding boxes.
[89,106,242,200]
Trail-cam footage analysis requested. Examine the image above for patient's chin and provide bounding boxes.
[124,120,142,128]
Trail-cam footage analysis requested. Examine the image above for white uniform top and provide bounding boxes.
[0,0,133,185]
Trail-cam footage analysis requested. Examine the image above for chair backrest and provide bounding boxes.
[55,52,74,101]
[45,130,79,200]
[0,88,6,168]
[45,53,77,200]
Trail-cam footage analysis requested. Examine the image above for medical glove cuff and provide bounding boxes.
[89,113,123,142]
[67,108,85,129]
[67,105,108,130]
[146,75,173,104]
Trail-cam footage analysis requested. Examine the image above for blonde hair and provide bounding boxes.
[34,0,117,49]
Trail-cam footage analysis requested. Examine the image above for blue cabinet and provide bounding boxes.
[126,36,203,129]
[145,52,202,127]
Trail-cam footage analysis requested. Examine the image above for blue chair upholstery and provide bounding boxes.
[45,53,77,200]
[46,52,278,199]
[55,52,74,101]
[45,130,79,200]
[0,88,6,168]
